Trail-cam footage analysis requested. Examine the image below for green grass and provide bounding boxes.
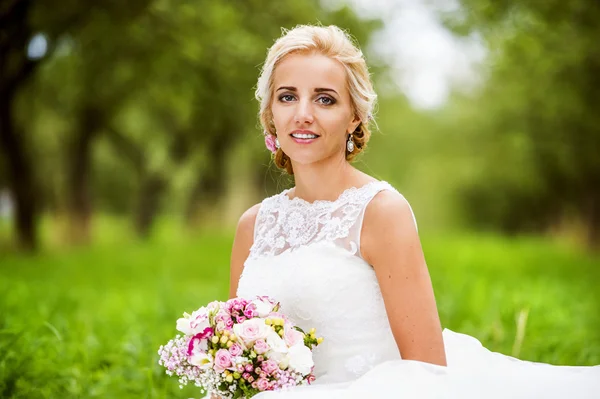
[0,221,599,398]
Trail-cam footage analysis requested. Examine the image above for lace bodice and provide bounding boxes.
[237,180,418,384]
[248,180,417,261]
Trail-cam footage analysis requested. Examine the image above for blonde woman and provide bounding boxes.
[229,25,599,398]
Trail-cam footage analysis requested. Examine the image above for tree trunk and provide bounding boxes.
[0,95,38,251]
[65,107,102,244]
[0,0,38,251]
[135,173,166,238]
[185,136,230,227]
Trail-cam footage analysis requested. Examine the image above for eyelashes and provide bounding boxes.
[277,94,336,106]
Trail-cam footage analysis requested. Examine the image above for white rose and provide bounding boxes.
[287,344,314,375]
[251,298,274,317]
[266,330,289,354]
[233,318,270,346]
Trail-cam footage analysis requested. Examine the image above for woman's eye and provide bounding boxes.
[317,96,335,105]
[280,94,295,102]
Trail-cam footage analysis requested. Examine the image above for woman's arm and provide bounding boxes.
[229,204,261,299]
[360,191,447,366]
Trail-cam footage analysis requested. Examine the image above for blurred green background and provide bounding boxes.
[1,0,599,397]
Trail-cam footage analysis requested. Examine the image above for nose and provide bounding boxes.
[294,98,314,124]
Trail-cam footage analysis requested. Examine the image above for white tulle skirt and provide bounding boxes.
[254,329,600,399]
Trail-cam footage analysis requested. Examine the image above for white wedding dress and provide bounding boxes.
[236,180,600,399]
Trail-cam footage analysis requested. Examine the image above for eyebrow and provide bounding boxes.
[276,86,339,96]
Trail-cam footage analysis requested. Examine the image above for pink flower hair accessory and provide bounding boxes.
[264,130,279,154]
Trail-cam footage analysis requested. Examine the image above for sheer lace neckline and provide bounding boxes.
[281,180,382,207]
[247,179,394,261]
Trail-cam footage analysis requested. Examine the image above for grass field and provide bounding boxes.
[1,219,599,398]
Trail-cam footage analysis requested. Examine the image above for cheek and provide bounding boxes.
[321,113,352,135]
[271,104,290,125]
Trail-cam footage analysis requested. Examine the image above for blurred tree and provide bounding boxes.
[10,0,384,246]
[441,0,600,249]
[0,0,152,249]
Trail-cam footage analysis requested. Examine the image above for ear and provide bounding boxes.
[347,114,361,134]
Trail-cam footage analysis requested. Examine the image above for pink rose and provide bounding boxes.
[261,359,279,375]
[256,377,270,391]
[283,326,304,348]
[229,343,243,357]
[253,339,269,355]
[233,319,269,345]
[307,374,316,385]
[213,349,232,372]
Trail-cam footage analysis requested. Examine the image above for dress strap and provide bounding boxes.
[349,182,418,260]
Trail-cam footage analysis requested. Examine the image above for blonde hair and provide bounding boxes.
[255,24,377,175]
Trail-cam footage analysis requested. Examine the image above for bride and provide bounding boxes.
[229,25,599,398]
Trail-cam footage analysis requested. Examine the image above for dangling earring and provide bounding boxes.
[275,137,280,149]
[346,133,354,153]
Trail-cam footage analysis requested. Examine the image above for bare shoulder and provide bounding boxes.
[229,203,261,298]
[232,203,261,257]
[360,189,419,265]
[236,203,261,238]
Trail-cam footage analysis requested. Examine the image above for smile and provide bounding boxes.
[290,133,319,139]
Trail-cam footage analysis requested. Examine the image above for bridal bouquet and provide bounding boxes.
[158,296,323,398]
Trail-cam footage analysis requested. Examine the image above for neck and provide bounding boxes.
[288,154,365,203]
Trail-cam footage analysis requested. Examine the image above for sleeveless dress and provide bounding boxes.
[236,180,600,399]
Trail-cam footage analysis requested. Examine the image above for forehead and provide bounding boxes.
[273,52,347,92]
